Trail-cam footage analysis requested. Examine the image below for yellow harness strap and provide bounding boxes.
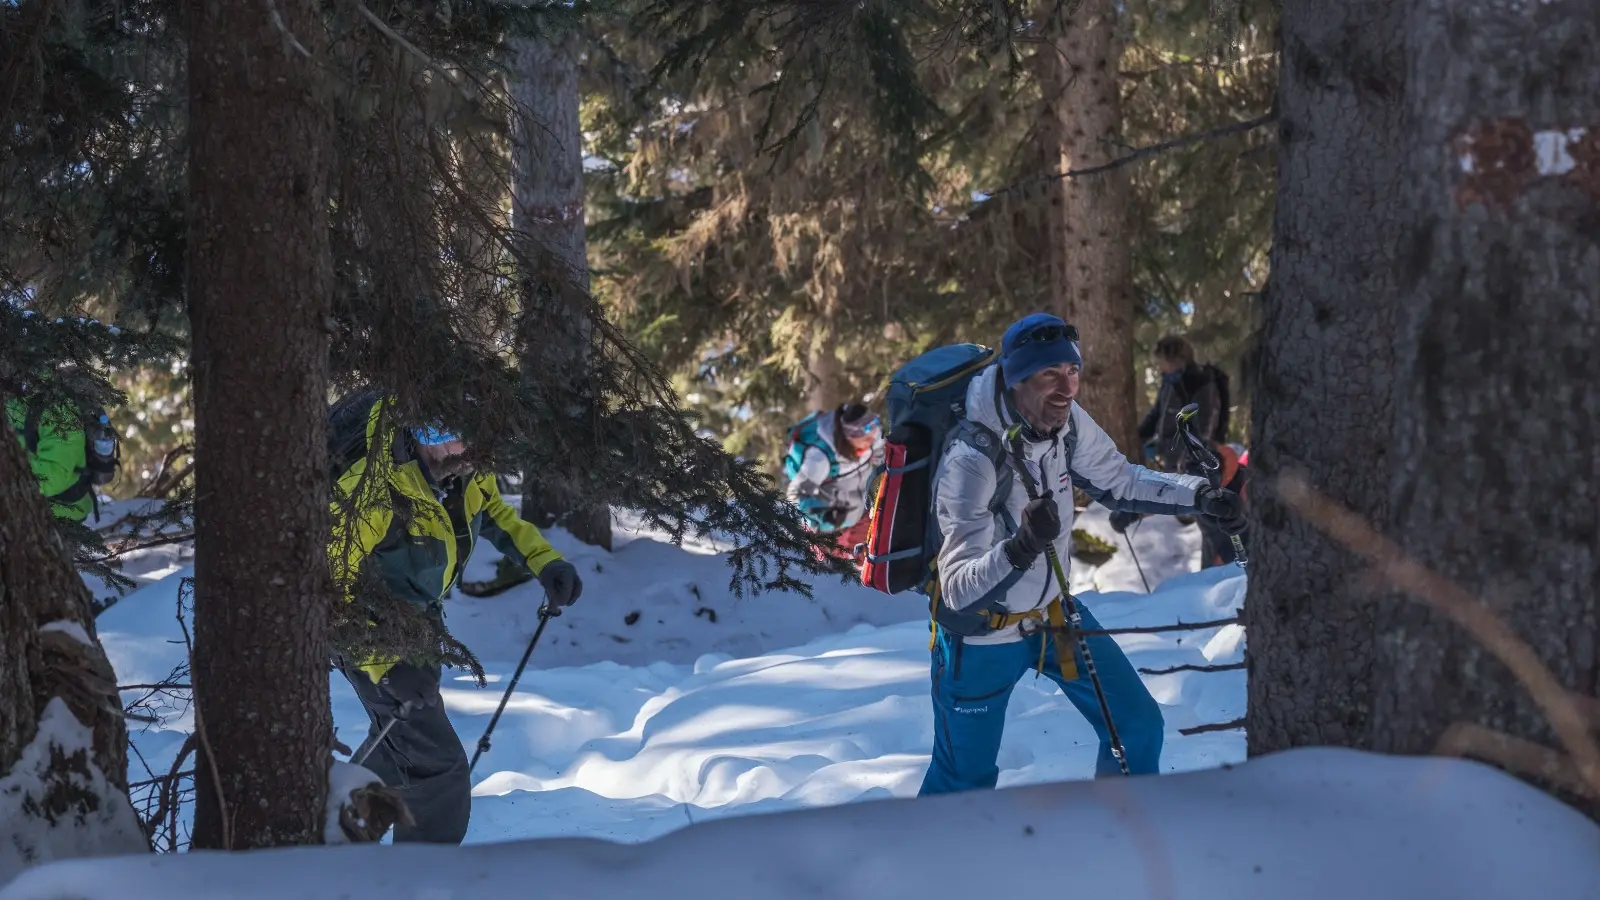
[1044,597,1078,681]
[932,581,1080,682]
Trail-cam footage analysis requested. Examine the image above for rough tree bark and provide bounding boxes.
[1244,0,1409,753]
[0,422,145,882]
[1036,0,1139,456]
[186,0,336,848]
[510,25,612,550]
[1373,0,1600,816]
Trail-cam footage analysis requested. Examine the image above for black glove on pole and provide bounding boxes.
[1174,404,1248,568]
[537,559,583,609]
[1004,496,1062,570]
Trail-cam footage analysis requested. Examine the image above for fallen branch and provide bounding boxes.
[1179,717,1246,736]
[1139,661,1246,676]
[1277,472,1600,798]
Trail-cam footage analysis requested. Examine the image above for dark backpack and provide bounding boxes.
[328,387,383,483]
[1204,363,1231,443]
[18,404,120,504]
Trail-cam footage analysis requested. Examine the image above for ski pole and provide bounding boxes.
[1122,530,1152,593]
[1005,426,1132,777]
[468,605,557,775]
[1174,404,1248,569]
[355,700,414,767]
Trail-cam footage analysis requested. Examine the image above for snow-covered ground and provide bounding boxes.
[9,747,1598,900]
[89,502,1234,845]
[7,501,1596,898]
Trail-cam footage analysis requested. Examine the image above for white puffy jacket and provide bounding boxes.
[934,364,1208,644]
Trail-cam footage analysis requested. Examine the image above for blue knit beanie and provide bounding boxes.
[1000,313,1082,389]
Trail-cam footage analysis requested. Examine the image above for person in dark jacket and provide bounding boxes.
[1137,335,1222,472]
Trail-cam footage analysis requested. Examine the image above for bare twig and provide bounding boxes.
[177,580,231,849]
[985,110,1276,198]
[1139,661,1246,676]
[129,769,195,791]
[349,0,464,88]
[1179,717,1246,736]
[1277,472,1600,798]
[265,0,313,59]
[119,683,193,692]
[1075,615,1242,637]
[105,532,196,560]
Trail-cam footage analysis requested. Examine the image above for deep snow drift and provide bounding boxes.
[6,747,1597,900]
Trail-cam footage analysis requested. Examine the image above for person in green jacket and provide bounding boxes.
[7,396,98,523]
[329,396,582,845]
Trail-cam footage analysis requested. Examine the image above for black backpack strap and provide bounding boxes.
[21,402,42,454]
[953,420,1017,537]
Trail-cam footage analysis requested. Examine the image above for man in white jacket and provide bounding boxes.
[920,313,1246,794]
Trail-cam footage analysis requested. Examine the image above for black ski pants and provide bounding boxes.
[339,660,472,844]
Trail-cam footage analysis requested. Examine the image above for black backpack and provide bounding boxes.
[1204,364,1231,443]
[18,404,121,504]
[328,388,383,483]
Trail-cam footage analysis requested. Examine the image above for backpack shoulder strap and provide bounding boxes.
[948,419,1017,537]
[1061,407,1080,468]
[21,403,42,454]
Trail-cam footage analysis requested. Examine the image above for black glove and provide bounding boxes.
[537,559,583,612]
[372,666,440,719]
[1108,510,1141,534]
[1197,486,1248,535]
[1004,495,1062,570]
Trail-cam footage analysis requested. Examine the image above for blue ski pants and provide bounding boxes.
[919,602,1164,796]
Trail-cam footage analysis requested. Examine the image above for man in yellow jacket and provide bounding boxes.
[330,397,581,844]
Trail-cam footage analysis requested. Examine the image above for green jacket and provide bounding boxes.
[330,398,563,681]
[7,397,93,523]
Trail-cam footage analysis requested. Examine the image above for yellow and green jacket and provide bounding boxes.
[6,397,93,523]
[330,398,563,681]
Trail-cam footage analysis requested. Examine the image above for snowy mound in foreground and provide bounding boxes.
[6,747,1596,900]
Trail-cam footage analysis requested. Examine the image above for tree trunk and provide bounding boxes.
[1037,0,1139,456]
[1244,0,1409,753]
[186,0,335,849]
[805,326,843,414]
[1370,0,1600,817]
[0,416,145,882]
[510,26,611,550]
